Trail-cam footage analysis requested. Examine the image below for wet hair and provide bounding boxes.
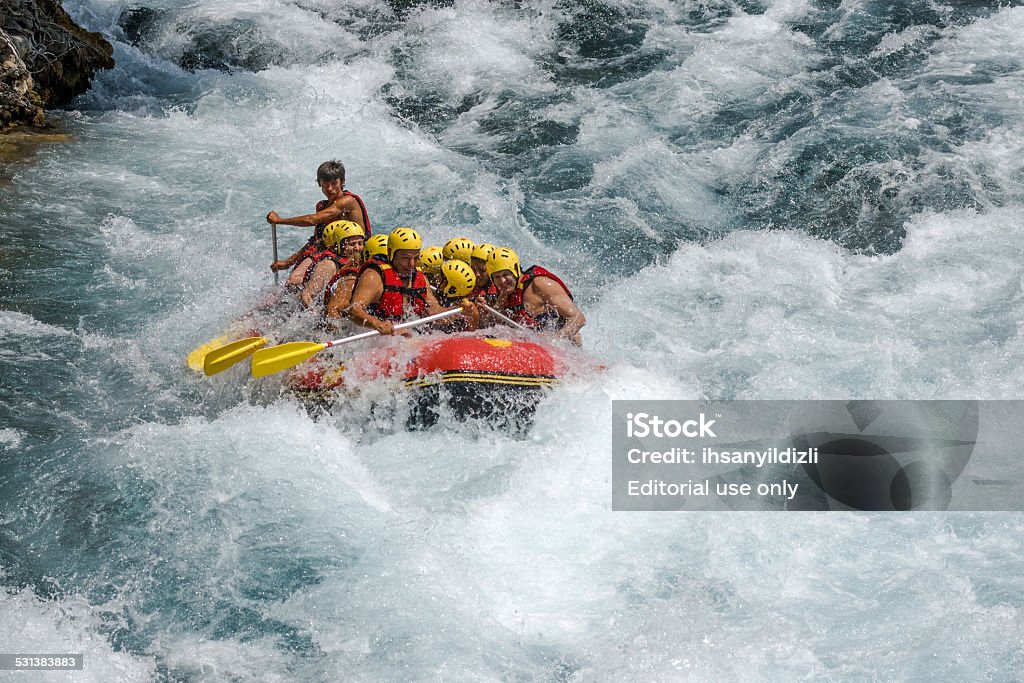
[316,160,346,185]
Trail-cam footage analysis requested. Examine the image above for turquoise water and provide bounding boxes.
[2,0,1024,679]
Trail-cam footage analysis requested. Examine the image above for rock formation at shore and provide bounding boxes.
[1,0,114,131]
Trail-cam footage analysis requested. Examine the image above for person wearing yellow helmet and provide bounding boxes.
[362,234,389,264]
[442,237,476,264]
[267,160,371,284]
[325,220,366,260]
[469,242,497,303]
[434,260,477,305]
[437,260,477,303]
[348,228,477,335]
[320,222,372,319]
[432,260,481,332]
[419,246,446,290]
[486,247,585,345]
[298,220,364,309]
[322,234,387,320]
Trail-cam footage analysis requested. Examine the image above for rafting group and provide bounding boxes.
[264,160,587,346]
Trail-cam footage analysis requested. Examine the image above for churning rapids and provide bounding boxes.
[2,0,1024,679]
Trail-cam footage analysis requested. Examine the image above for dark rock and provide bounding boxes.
[176,17,286,72]
[1,25,44,130]
[117,5,165,47]
[1,0,114,131]
[115,5,287,73]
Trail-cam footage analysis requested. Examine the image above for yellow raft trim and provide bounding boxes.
[291,372,556,401]
[404,371,557,389]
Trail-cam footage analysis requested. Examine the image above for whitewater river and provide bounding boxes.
[2,0,1023,679]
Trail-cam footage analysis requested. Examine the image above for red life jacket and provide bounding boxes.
[301,249,346,285]
[310,189,372,245]
[366,262,428,322]
[309,198,331,247]
[352,255,388,279]
[342,190,371,237]
[471,282,499,305]
[327,255,392,308]
[502,266,573,330]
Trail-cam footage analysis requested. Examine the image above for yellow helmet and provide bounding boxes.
[440,259,476,299]
[387,227,422,261]
[420,246,444,274]
[486,246,521,279]
[321,220,364,251]
[442,237,476,264]
[471,242,495,263]
[363,234,388,261]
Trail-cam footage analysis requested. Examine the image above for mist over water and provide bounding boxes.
[3,0,1024,679]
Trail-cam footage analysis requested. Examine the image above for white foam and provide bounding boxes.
[0,428,26,448]
[11,1,1024,679]
[115,402,393,514]
[396,0,556,103]
[922,6,1024,81]
[591,204,1024,398]
[0,311,73,340]
[0,588,156,681]
[869,25,935,60]
[153,635,294,682]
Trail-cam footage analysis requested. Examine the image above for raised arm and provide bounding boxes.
[267,195,366,230]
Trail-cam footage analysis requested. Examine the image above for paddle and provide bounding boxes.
[481,303,528,331]
[250,308,463,378]
[187,335,229,372]
[271,224,280,285]
[203,336,269,376]
[426,282,525,332]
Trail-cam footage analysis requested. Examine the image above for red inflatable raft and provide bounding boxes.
[289,335,568,429]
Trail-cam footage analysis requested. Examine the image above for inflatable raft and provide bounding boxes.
[289,335,567,429]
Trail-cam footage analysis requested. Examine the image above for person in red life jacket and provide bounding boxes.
[348,227,477,336]
[486,247,585,345]
[469,242,498,304]
[299,220,363,309]
[442,237,475,265]
[419,245,445,291]
[266,160,371,285]
[323,233,389,321]
[427,259,480,333]
[336,220,366,261]
[362,234,389,264]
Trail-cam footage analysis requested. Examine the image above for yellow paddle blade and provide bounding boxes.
[202,337,269,376]
[250,341,328,378]
[187,335,230,372]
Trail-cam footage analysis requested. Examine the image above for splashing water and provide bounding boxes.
[2,0,1024,678]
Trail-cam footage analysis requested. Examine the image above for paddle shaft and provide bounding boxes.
[271,224,280,285]
[426,283,526,331]
[323,308,463,348]
[251,307,465,378]
[482,303,528,331]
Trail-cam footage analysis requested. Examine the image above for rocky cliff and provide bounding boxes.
[0,0,114,131]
